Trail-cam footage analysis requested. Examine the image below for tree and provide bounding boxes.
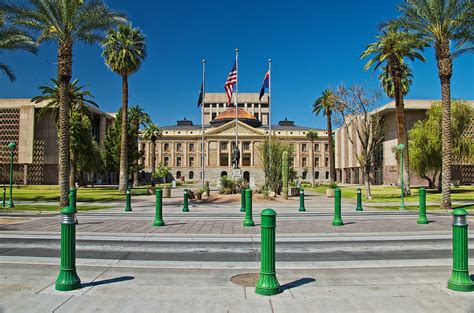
[153,162,170,184]
[361,25,427,195]
[390,0,473,209]
[142,123,162,187]
[0,12,37,81]
[32,78,98,187]
[305,130,319,187]
[335,85,385,199]
[2,0,124,207]
[409,100,474,189]
[257,139,294,195]
[102,24,146,192]
[128,105,151,187]
[313,89,336,184]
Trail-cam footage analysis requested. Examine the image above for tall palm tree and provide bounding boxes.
[1,0,124,207]
[142,123,162,187]
[128,105,151,187]
[0,12,37,81]
[313,89,336,184]
[102,24,147,192]
[390,0,473,209]
[32,78,98,187]
[361,26,427,195]
[305,130,319,187]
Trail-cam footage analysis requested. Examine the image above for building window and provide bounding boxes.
[220,155,229,166]
[189,157,194,167]
[176,157,182,166]
[176,171,181,179]
[302,143,307,152]
[189,143,195,152]
[315,157,319,167]
[242,153,251,166]
[176,143,182,151]
[220,171,228,177]
[189,171,194,180]
[243,141,250,150]
[302,157,307,167]
[254,113,259,120]
[315,171,319,179]
[164,156,169,166]
[212,113,217,120]
[220,142,228,150]
[314,143,320,151]
[325,171,329,179]
[325,143,328,151]
[164,143,170,151]
[325,157,329,167]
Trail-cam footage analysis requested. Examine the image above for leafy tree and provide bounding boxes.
[2,0,124,207]
[0,12,37,81]
[313,89,336,184]
[102,24,147,192]
[128,105,151,187]
[305,130,319,187]
[142,123,162,186]
[390,0,474,209]
[153,162,170,184]
[409,100,474,189]
[361,25,427,195]
[257,139,294,195]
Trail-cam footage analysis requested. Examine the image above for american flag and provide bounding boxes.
[224,62,237,104]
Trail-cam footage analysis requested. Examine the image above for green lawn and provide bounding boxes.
[305,185,474,204]
[3,185,150,202]
[1,204,113,212]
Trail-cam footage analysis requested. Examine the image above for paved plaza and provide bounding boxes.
[1,190,473,312]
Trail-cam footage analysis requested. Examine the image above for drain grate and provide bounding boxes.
[229,273,259,287]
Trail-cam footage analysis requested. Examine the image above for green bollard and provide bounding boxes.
[447,208,474,292]
[240,188,246,212]
[182,189,190,212]
[299,188,306,212]
[356,188,363,211]
[154,188,165,226]
[243,189,255,227]
[55,191,81,291]
[69,187,77,211]
[332,188,344,226]
[417,187,428,224]
[255,208,280,295]
[2,185,5,208]
[125,187,132,212]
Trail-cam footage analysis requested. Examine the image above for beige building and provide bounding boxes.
[140,93,331,186]
[0,99,114,185]
[335,99,474,186]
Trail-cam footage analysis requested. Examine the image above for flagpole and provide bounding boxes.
[268,58,272,138]
[201,59,206,186]
[235,48,239,156]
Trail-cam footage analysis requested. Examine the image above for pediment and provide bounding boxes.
[205,120,265,137]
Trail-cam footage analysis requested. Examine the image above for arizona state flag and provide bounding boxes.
[259,70,269,100]
[197,82,204,107]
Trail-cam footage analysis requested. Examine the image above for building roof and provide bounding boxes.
[372,99,474,115]
[204,93,268,104]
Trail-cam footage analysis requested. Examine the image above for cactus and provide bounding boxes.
[282,150,288,199]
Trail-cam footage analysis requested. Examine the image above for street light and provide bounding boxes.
[397,143,406,210]
[7,142,16,208]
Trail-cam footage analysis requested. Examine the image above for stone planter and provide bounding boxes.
[163,187,171,198]
[326,188,335,198]
[147,187,156,195]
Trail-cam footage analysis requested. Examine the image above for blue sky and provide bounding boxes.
[1,0,473,129]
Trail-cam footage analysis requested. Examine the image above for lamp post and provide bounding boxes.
[397,143,406,210]
[7,142,16,208]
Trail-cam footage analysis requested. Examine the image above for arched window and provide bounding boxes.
[220,171,228,177]
[315,171,319,179]
[243,171,250,182]
[189,171,194,180]
[176,171,181,179]
[325,171,329,179]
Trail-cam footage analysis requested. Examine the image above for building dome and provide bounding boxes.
[210,107,262,128]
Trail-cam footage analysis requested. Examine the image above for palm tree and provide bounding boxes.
[142,123,162,187]
[313,90,336,184]
[0,12,37,81]
[390,0,473,209]
[128,105,151,187]
[1,0,124,207]
[32,79,98,187]
[305,130,319,187]
[102,24,147,192]
[361,26,427,195]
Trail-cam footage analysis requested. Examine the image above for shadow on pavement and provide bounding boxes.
[81,276,134,288]
[280,277,316,290]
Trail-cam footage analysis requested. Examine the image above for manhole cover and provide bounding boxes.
[230,273,259,287]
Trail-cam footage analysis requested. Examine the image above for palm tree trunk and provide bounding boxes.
[69,150,76,188]
[118,74,129,192]
[393,74,411,196]
[151,140,156,187]
[57,41,72,208]
[327,111,336,184]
